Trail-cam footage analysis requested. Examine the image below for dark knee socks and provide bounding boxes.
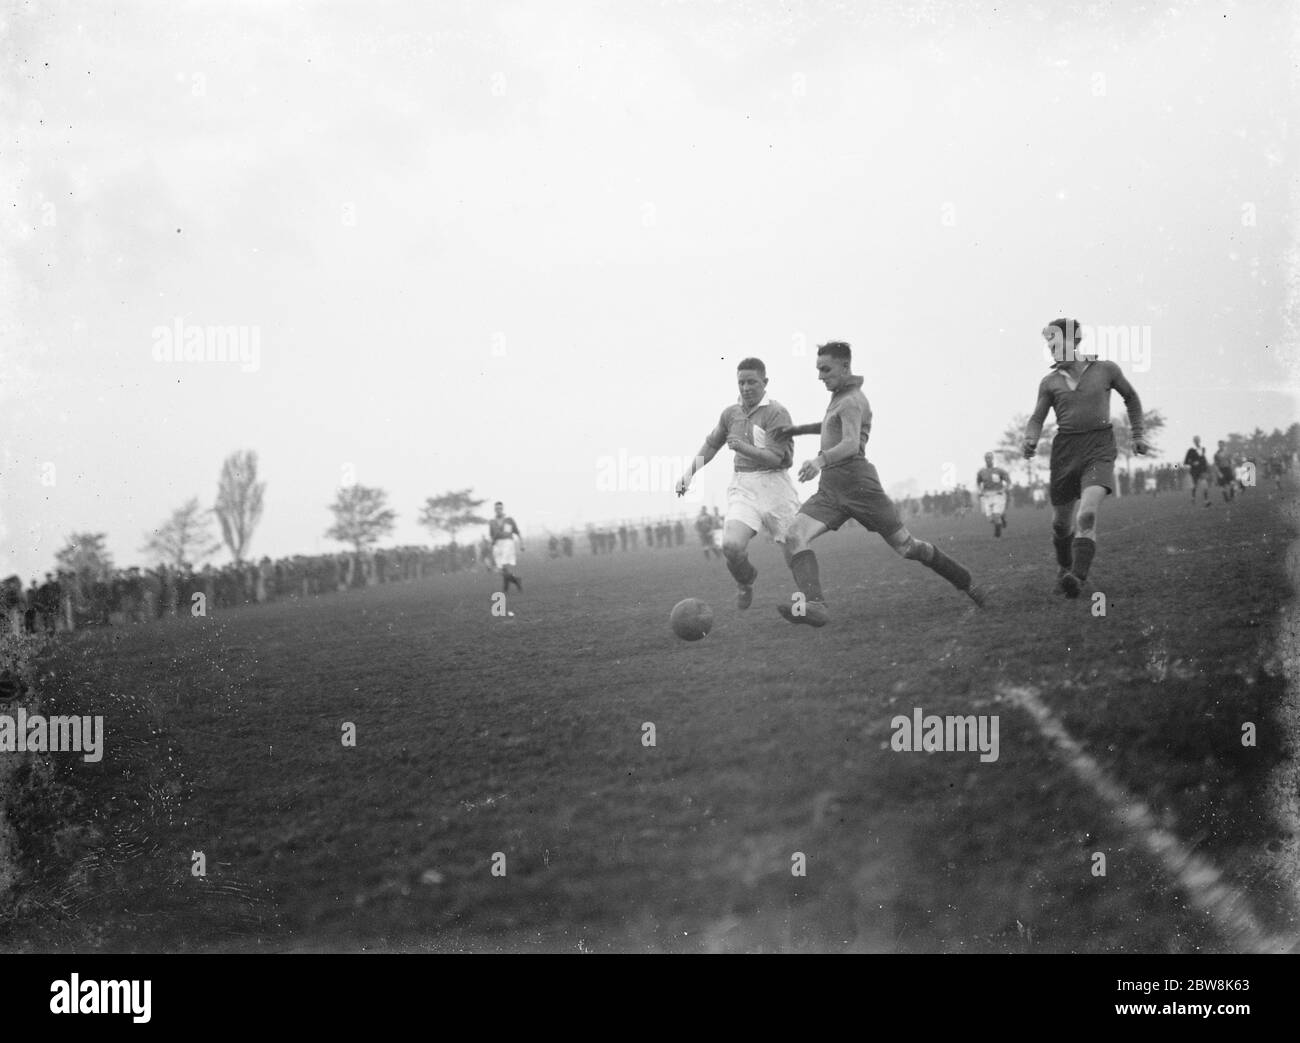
[789,550,823,602]
[917,541,972,591]
[1052,524,1074,569]
[726,553,757,586]
[1071,537,1096,581]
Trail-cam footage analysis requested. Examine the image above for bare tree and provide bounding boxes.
[326,485,396,553]
[142,497,221,569]
[215,450,266,564]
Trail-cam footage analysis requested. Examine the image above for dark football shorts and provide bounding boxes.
[1049,429,1117,506]
[799,458,903,535]
[1217,467,1235,486]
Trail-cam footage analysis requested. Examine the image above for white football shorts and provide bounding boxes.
[980,491,1007,518]
[493,538,518,568]
[726,470,800,542]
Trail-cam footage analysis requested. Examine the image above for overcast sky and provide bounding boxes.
[2,0,1296,578]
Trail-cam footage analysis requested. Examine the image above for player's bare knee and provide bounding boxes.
[721,540,746,562]
[1077,510,1096,532]
[1051,521,1072,539]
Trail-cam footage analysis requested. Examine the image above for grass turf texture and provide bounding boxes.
[2,487,1295,952]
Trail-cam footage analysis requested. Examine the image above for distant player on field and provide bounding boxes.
[1022,318,1147,598]
[694,505,722,560]
[489,501,523,614]
[675,358,800,609]
[975,452,1012,537]
[1267,452,1286,493]
[1213,441,1237,502]
[768,341,984,627]
[1184,436,1211,506]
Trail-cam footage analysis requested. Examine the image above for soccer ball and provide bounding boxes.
[670,598,713,641]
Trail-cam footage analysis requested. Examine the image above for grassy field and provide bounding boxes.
[2,485,1297,953]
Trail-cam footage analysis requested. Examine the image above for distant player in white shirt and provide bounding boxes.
[489,501,523,614]
[975,452,1012,537]
[675,357,800,610]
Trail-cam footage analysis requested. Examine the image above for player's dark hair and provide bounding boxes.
[1045,318,1082,343]
[736,357,766,377]
[817,341,852,361]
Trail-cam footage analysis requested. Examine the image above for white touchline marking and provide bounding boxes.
[999,683,1297,954]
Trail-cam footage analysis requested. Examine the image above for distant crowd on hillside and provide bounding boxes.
[4,544,480,633]
[0,521,713,633]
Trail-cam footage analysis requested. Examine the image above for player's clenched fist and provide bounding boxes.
[1022,441,1037,459]
[1133,438,1149,455]
[675,474,691,497]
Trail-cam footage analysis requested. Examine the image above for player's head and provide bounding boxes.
[815,341,853,391]
[494,501,504,517]
[984,452,994,466]
[1193,435,1202,447]
[1042,318,1083,368]
[1218,440,1226,449]
[736,358,768,407]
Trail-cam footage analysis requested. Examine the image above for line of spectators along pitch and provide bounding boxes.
[5,454,1279,634]
[2,517,709,633]
[2,546,443,633]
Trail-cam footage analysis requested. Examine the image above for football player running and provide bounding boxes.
[675,358,801,609]
[768,341,985,627]
[975,452,1012,537]
[1022,318,1147,599]
[489,501,523,615]
[1213,441,1237,503]
[1184,436,1211,506]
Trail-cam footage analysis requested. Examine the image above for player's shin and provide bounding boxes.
[724,550,757,587]
[788,549,823,602]
[908,539,972,591]
[1051,523,1074,569]
[1070,538,1097,581]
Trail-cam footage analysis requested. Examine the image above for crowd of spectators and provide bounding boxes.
[7,457,1282,634]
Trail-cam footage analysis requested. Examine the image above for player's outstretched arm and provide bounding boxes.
[769,422,822,441]
[676,442,720,496]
